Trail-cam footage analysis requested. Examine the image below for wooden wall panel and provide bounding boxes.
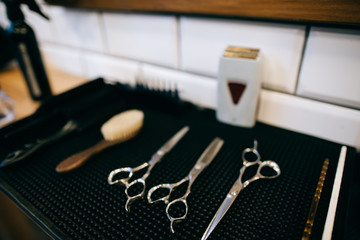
[45,0,360,25]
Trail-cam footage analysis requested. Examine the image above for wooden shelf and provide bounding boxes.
[0,65,87,122]
[45,0,360,25]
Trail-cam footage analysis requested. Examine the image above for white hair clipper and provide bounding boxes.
[216,46,262,128]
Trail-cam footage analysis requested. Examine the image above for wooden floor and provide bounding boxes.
[0,63,87,122]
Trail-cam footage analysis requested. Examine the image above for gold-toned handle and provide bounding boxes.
[56,139,118,173]
[302,158,329,240]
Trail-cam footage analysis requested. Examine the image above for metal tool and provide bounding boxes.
[0,86,127,168]
[107,126,189,212]
[147,137,224,233]
[201,140,280,240]
[0,120,78,167]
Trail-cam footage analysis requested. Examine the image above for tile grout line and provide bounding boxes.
[175,16,181,70]
[294,25,311,95]
[97,10,108,54]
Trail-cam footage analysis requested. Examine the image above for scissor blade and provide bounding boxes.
[188,138,224,184]
[197,137,224,167]
[201,193,237,240]
[158,126,190,153]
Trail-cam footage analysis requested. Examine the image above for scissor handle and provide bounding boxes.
[256,160,281,179]
[124,178,147,211]
[239,159,281,191]
[147,183,172,204]
[147,177,190,233]
[107,162,149,185]
[147,177,189,204]
[241,143,261,167]
[166,197,189,233]
[108,167,133,185]
[107,162,150,212]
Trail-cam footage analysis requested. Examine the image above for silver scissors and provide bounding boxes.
[107,126,189,212]
[147,137,224,233]
[201,140,281,240]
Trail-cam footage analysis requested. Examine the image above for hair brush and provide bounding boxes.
[56,109,144,173]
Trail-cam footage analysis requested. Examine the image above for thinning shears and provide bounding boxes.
[107,126,189,212]
[201,140,281,240]
[147,137,224,233]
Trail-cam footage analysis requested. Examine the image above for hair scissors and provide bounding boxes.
[147,137,224,233]
[107,126,189,212]
[201,140,281,240]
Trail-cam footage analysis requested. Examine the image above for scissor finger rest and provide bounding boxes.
[166,198,188,233]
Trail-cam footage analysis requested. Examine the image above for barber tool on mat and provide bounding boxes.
[302,158,329,240]
[147,137,224,233]
[201,140,280,240]
[107,126,189,212]
[56,109,144,173]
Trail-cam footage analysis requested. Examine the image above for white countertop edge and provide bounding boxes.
[322,146,347,240]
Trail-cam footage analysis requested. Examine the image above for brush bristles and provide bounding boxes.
[101,109,144,142]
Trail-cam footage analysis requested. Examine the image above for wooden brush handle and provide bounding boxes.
[56,140,118,173]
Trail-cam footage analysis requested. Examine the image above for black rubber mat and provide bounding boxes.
[0,79,356,239]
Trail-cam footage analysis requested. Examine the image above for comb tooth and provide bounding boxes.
[135,76,179,101]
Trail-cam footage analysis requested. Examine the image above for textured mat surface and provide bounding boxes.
[0,80,355,239]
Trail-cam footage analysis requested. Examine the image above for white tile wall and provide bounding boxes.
[83,52,139,85]
[5,4,359,148]
[102,13,178,68]
[40,43,84,76]
[22,4,55,43]
[0,5,9,28]
[258,90,360,148]
[140,64,217,109]
[50,6,104,52]
[297,27,360,109]
[180,17,306,93]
